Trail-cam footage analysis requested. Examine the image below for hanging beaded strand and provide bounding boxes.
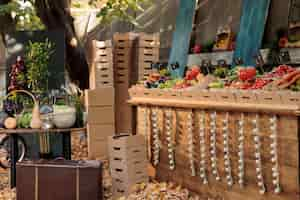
[144,107,151,160]
[151,108,160,166]
[238,113,245,188]
[187,111,196,176]
[210,111,220,181]
[222,112,233,186]
[199,111,208,184]
[269,115,281,194]
[165,109,175,170]
[252,114,266,194]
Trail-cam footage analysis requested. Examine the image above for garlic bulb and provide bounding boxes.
[269,115,281,194]
[223,112,233,186]
[252,114,266,194]
[199,111,208,184]
[238,113,245,188]
[165,110,175,170]
[151,109,160,166]
[210,111,220,181]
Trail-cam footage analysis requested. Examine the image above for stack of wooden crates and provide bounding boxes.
[134,33,160,81]
[113,33,160,134]
[108,135,148,199]
[86,40,115,159]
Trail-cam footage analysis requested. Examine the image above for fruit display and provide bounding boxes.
[140,64,300,92]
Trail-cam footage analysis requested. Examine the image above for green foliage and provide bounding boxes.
[96,0,151,26]
[0,0,44,30]
[25,39,55,94]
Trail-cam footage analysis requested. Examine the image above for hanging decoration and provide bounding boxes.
[187,111,196,176]
[222,112,233,186]
[151,108,160,166]
[252,114,266,194]
[199,110,208,184]
[269,115,281,194]
[238,113,245,188]
[165,109,175,170]
[210,111,220,181]
[144,106,151,160]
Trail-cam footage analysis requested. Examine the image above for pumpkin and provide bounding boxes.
[4,117,17,129]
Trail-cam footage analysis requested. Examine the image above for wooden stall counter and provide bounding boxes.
[129,87,300,200]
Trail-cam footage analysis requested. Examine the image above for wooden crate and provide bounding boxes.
[108,135,148,199]
[89,40,114,89]
[87,40,112,62]
[113,32,139,48]
[137,33,160,48]
[134,100,299,200]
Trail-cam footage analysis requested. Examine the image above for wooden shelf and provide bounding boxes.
[187,48,300,66]
[0,127,86,135]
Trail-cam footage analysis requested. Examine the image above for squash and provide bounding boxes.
[30,104,42,129]
[4,117,17,129]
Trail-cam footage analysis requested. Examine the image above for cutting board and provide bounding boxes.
[168,0,197,78]
[233,0,271,66]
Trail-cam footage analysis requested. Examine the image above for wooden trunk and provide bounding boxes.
[133,92,300,200]
[16,160,103,200]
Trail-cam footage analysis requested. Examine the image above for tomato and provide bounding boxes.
[238,67,256,81]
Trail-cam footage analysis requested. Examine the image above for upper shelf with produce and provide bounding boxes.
[188,48,300,66]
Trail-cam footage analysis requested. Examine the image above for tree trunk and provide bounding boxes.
[0,0,16,44]
[35,0,89,89]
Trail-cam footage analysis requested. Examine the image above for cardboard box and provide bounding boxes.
[87,124,115,141]
[87,124,115,159]
[87,106,115,125]
[85,88,114,107]
[88,138,109,160]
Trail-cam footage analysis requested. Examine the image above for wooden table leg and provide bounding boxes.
[62,131,71,160]
[10,134,18,188]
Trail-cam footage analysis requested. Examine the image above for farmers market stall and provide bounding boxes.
[128,64,300,200]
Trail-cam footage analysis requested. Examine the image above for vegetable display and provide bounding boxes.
[140,64,300,92]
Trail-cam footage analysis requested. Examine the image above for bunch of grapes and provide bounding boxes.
[3,99,23,116]
[8,56,27,92]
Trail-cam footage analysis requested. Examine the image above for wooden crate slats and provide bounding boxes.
[233,0,271,66]
[108,135,148,198]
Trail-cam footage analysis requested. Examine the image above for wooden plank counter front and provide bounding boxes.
[129,88,300,200]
